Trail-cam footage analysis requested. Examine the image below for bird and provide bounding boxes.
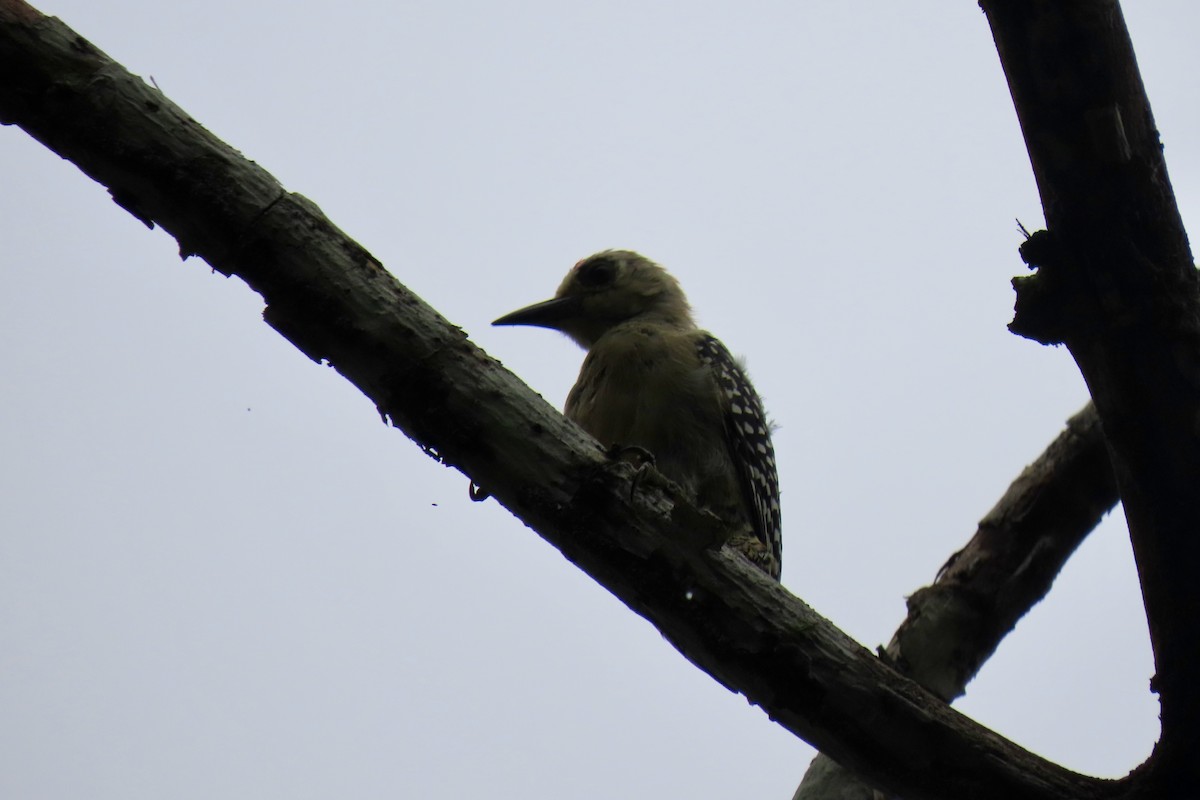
[492,250,781,579]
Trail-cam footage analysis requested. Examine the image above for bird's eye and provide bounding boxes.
[577,256,619,288]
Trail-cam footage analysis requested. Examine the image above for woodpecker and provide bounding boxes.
[493,250,782,579]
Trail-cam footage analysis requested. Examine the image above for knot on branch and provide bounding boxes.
[1009,229,1074,345]
[1011,224,1198,351]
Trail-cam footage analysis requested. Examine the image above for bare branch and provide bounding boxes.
[982,0,1200,782]
[892,403,1117,701]
[796,403,1119,799]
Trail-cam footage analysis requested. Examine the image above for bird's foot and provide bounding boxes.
[606,444,657,501]
[606,443,656,468]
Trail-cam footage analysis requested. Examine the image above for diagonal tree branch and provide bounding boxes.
[890,405,1118,701]
[796,403,1119,799]
[0,1,1172,797]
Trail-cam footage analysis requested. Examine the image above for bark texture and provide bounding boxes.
[983,0,1200,789]
[796,403,1120,799]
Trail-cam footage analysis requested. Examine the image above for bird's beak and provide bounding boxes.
[492,295,582,330]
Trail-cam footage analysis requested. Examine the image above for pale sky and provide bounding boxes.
[3,3,1198,798]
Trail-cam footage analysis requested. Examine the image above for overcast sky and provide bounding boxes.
[3,3,1198,798]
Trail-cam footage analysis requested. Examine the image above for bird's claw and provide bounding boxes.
[605,444,657,501]
[606,443,656,469]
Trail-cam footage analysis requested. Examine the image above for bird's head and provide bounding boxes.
[493,250,694,349]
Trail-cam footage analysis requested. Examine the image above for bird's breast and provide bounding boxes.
[564,324,728,495]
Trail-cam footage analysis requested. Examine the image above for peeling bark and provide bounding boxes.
[796,404,1119,799]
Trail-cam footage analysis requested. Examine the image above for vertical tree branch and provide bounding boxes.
[981,0,1200,782]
